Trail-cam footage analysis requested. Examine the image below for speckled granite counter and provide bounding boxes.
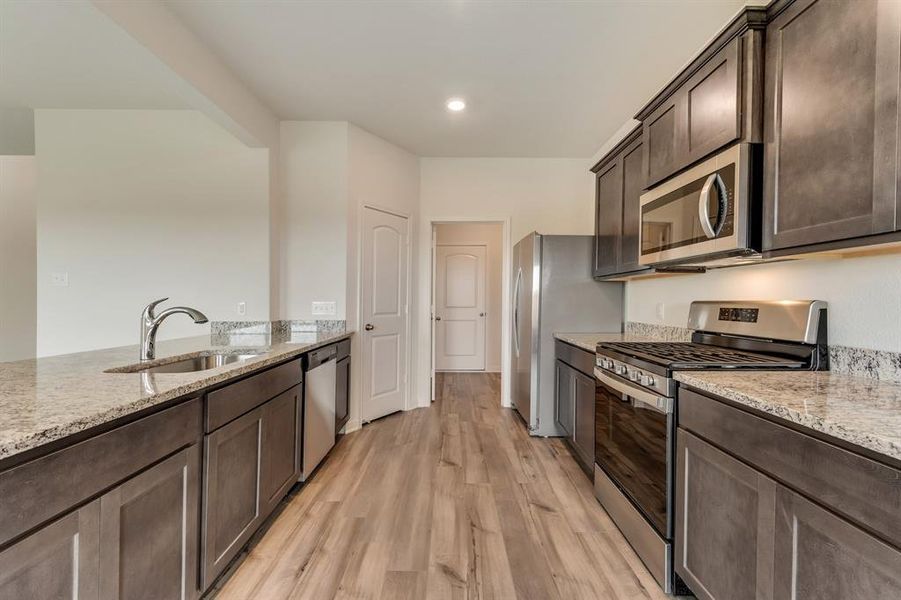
[554,332,668,353]
[0,330,352,461]
[675,371,901,463]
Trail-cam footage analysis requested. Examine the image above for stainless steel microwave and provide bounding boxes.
[639,143,760,267]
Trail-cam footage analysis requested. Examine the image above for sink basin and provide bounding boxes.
[107,352,263,374]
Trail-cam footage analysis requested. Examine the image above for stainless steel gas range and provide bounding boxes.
[593,300,829,594]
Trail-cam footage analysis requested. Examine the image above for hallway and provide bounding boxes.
[215,373,667,599]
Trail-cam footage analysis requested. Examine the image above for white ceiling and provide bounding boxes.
[0,0,188,110]
[164,0,750,157]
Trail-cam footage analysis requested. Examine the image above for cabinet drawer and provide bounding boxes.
[0,398,201,548]
[679,388,901,549]
[554,340,595,376]
[206,358,302,432]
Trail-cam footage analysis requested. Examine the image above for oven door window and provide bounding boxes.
[595,379,669,535]
[641,163,735,255]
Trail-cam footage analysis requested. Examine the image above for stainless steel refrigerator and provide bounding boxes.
[511,232,623,436]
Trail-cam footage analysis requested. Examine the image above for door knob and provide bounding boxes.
[364,323,374,331]
[479,312,486,317]
[435,316,441,321]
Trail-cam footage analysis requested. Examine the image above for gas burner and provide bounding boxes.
[597,341,805,370]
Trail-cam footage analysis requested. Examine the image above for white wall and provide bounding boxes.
[277,121,420,429]
[347,124,421,424]
[279,121,349,320]
[435,222,504,372]
[627,253,901,352]
[417,158,595,406]
[35,109,270,356]
[0,156,37,361]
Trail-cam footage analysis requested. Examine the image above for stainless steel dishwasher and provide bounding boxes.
[301,345,337,481]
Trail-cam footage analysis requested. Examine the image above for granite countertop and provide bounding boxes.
[675,371,901,463]
[553,331,670,353]
[0,329,353,461]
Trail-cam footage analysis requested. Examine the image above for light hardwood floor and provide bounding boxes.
[214,372,669,600]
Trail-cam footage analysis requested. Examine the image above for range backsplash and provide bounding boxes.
[210,320,346,346]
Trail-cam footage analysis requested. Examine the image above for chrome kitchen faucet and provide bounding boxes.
[140,297,208,360]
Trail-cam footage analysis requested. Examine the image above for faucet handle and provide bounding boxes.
[142,297,170,319]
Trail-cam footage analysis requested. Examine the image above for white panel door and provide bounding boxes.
[435,245,486,371]
[361,207,408,422]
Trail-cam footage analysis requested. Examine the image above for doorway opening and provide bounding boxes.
[430,221,505,398]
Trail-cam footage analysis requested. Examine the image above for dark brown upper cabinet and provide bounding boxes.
[635,7,766,189]
[763,0,901,254]
[591,125,649,279]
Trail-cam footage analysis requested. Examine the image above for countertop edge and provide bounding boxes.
[675,372,901,464]
[0,331,354,462]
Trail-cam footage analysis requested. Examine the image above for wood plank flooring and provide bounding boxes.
[214,372,669,600]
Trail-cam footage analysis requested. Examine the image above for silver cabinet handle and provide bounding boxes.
[364,324,374,331]
[698,173,724,239]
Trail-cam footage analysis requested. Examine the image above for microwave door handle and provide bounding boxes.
[594,368,673,414]
[698,173,719,239]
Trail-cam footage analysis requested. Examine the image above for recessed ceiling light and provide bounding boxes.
[446,98,466,112]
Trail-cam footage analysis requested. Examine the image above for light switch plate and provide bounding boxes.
[655,302,665,321]
[312,301,337,316]
[50,272,69,287]
[237,302,246,316]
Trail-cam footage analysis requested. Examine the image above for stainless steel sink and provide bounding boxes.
[107,352,263,374]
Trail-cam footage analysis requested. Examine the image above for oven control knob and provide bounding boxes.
[629,370,641,382]
[641,374,656,387]
[617,365,627,376]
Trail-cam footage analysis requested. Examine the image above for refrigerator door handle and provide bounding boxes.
[512,268,522,357]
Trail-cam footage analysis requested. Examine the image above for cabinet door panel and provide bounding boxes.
[554,360,574,436]
[675,430,774,600]
[261,385,300,513]
[0,501,100,600]
[620,137,647,274]
[99,445,200,600]
[773,484,901,599]
[594,160,622,277]
[572,370,596,469]
[764,0,901,250]
[644,101,683,186]
[202,407,263,589]
[686,37,740,163]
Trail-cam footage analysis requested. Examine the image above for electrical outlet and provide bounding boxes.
[236,302,246,316]
[311,301,337,316]
[656,302,665,321]
[50,272,69,287]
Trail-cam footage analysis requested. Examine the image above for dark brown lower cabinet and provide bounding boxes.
[571,370,596,469]
[0,500,101,599]
[99,445,201,600]
[553,342,596,475]
[261,386,301,513]
[773,484,901,599]
[202,404,264,589]
[675,430,774,600]
[202,385,301,590]
[554,359,574,436]
[0,443,202,600]
[677,429,901,600]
